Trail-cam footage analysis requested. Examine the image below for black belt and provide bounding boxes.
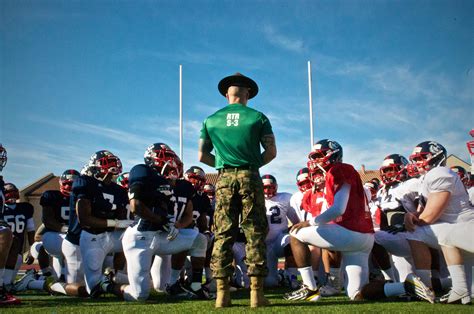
[218,165,257,174]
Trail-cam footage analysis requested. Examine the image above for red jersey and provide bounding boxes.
[323,163,374,234]
[301,189,324,218]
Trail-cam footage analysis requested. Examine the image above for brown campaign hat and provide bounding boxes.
[218,72,259,99]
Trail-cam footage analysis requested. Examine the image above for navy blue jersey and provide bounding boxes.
[40,190,70,232]
[191,192,211,231]
[0,176,5,216]
[66,175,127,244]
[129,164,174,232]
[1,202,34,247]
[171,179,195,225]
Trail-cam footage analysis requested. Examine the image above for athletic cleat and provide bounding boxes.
[13,269,37,292]
[89,272,112,299]
[404,273,435,304]
[319,284,341,297]
[189,286,215,300]
[439,289,471,305]
[166,280,193,298]
[283,285,321,301]
[0,290,21,306]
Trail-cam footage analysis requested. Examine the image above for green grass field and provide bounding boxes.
[4,287,472,313]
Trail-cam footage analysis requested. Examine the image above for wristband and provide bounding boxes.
[106,219,117,228]
[60,226,69,233]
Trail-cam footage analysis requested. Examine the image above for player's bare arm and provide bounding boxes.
[129,198,165,225]
[418,191,451,224]
[76,198,108,229]
[42,205,63,232]
[198,138,215,167]
[175,200,193,229]
[261,134,277,165]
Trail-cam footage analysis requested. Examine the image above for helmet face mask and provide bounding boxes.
[203,183,215,200]
[144,143,183,179]
[409,141,447,173]
[296,168,313,193]
[4,183,19,204]
[262,174,277,199]
[59,169,80,196]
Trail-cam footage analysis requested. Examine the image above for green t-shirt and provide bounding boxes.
[200,103,273,169]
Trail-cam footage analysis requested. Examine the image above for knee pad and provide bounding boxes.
[30,241,43,259]
[189,233,207,258]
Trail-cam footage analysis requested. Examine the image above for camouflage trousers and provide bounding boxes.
[211,169,269,278]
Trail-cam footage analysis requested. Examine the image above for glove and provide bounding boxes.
[386,224,406,234]
[115,219,134,229]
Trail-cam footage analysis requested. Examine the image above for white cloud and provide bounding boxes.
[262,25,305,53]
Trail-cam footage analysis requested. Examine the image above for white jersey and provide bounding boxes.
[468,186,474,206]
[265,192,299,241]
[290,190,305,222]
[419,167,474,223]
[376,183,405,213]
[398,177,420,213]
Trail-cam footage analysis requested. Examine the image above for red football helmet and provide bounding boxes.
[307,139,343,176]
[296,168,313,192]
[450,166,468,186]
[203,183,215,200]
[261,174,278,199]
[59,169,80,196]
[82,150,122,179]
[379,154,409,185]
[184,166,206,191]
[116,172,130,190]
[144,143,183,179]
[409,141,447,173]
[406,163,420,178]
[0,144,7,172]
[363,179,380,201]
[4,183,19,204]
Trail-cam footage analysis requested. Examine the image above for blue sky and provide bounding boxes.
[1,0,473,193]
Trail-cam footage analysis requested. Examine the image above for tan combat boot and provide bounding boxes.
[215,278,231,308]
[250,276,270,308]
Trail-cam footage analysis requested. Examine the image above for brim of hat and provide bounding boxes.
[218,75,259,99]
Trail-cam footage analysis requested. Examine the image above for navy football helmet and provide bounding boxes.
[203,183,215,200]
[409,141,447,173]
[307,139,343,175]
[82,150,122,179]
[144,143,183,179]
[0,144,7,172]
[296,167,313,193]
[184,166,206,191]
[379,154,409,185]
[4,183,19,204]
[59,169,80,196]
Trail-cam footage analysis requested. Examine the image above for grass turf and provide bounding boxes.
[3,287,471,313]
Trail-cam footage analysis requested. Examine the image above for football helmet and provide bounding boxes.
[59,169,80,197]
[82,150,122,179]
[4,183,19,204]
[450,166,468,186]
[0,144,6,172]
[144,143,183,179]
[379,154,409,185]
[262,174,278,199]
[406,162,420,178]
[364,179,380,200]
[184,166,206,191]
[203,183,215,200]
[409,141,447,173]
[296,168,313,192]
[116,172,130,189]
[307,139,343,174]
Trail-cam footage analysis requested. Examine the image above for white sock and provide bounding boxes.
[3,269,14,285]
[114,271,129,284]
[170,268,181,284]
[28,280,45,290]
[50,282,67,295]
[448,264,468,294]
[384,282,406,297]
[299,266,318,290]
[416,269,432,288]
[381,267,396,281]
